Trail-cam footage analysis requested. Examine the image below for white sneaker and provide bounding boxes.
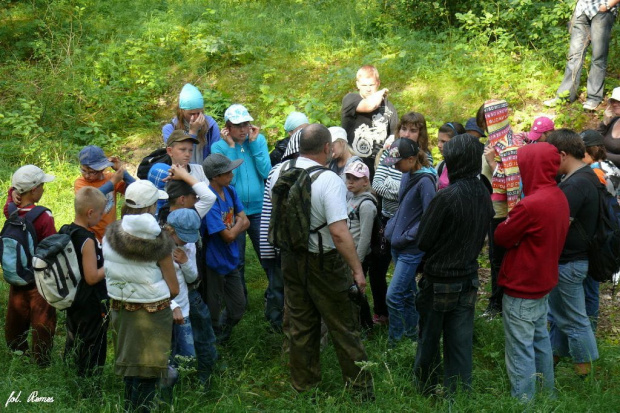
[544,98,559,107]
[583,101,600,111]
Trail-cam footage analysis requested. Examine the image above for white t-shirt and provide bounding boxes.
[270,156,348,253]
[189,163,208,183]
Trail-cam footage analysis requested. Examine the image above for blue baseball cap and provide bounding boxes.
[167,208,201,243]
[465,118,486,137]
[79,146,114,171]
[147,163,171,190]
[179,83,204,110]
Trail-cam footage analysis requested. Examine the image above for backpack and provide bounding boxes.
[268,159,328,253]
[348,196,384,257]
[137,147,171,179]
[32,225,82,310]
[0,204,49,286]
[576,184,620,283]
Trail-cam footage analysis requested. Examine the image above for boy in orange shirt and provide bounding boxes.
[74,145,135,241]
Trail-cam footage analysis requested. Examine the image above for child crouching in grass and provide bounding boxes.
[345,161,376,331]
[64,187,109,384]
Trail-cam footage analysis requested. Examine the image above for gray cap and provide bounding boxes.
[202,153,243,179]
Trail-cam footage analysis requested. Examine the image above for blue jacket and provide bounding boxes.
[385,166,437,254]
[211,134,271,215]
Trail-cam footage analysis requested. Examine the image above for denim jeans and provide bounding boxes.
[262,256,284,330]
[413,277,478,395]
[188,289,217,383]
[171,316,195,365]
[387,250,424,343]
[503,294,554,402]
[583,274,599,332]
[548,260,599,363]
[556,11,616,104]
[235,213,264,299]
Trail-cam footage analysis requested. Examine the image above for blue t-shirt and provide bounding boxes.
[204,185,244,274]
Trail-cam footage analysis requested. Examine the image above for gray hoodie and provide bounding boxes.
[346,191,377,261]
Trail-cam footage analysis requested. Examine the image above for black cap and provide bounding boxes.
[580,130,605,147]
[165,180,196,200]
[381,138,420,167]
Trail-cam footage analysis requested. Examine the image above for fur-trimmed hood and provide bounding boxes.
[105,219,175,263]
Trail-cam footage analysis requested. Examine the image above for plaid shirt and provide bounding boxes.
[575,0,618,19]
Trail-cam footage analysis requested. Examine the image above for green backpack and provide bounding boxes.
[268,159,328,253]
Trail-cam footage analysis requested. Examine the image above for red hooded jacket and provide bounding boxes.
[495,143,570,299]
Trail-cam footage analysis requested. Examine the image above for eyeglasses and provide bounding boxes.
[230,122,250,129]
[80,167,101,177]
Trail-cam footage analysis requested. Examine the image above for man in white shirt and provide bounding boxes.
[270,124,374,401]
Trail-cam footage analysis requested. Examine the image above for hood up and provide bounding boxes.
[444,134,484,182]
[517,142,560,195]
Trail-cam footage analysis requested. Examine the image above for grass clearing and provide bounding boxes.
[1,0,620,410]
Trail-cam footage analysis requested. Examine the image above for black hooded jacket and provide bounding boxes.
[418,134,494,282]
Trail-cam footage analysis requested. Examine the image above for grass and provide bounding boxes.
[1,245,619,411]
[2,0,620,410]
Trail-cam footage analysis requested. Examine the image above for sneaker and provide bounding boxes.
[583,101,600,111]
[543,98,561,107]
[481,307,501,320]
[372,314,389,326]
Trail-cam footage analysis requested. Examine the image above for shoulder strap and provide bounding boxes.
[23,206,49,223]
[7,202,17,216]
[307,165,328,183]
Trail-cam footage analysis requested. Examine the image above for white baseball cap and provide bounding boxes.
[125,180,168,209]
[610,87,620,102]
[12,165,55,194]
[328,126,348,143]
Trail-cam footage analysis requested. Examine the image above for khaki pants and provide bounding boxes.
[282,249,373,395]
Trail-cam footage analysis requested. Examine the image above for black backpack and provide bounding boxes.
[0,204,49,286]
[268,159,328,253]
[137,147,171,179]
[576,184,620,282]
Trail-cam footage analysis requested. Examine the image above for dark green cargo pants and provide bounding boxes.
[282,249,373,396]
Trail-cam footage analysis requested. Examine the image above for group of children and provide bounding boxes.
[3,67,619,407]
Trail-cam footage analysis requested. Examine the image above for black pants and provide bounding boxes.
[64,297,109,377]
[487,217,507,312]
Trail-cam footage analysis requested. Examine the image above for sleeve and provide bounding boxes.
[205,204,226,235]
[231,187,245,214]
[170,300,180,311]
[418,195,449,252]
[248,135,272,180]
[562,180,588,220]
[36,211,58,240]
[121,171,135,187]
[193,181,217,218]
[98,181,115,195]
[162,120,175,144]
[372,153,401,201]
[322,174,348,225]
[341,93,362,145]
[179,248,198,284]
[387,101,399,137]
[3,187,14,218]
[207,120,221,150]
[356,200,377,260]
[494,202,531,248]
[404,178,436,241]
